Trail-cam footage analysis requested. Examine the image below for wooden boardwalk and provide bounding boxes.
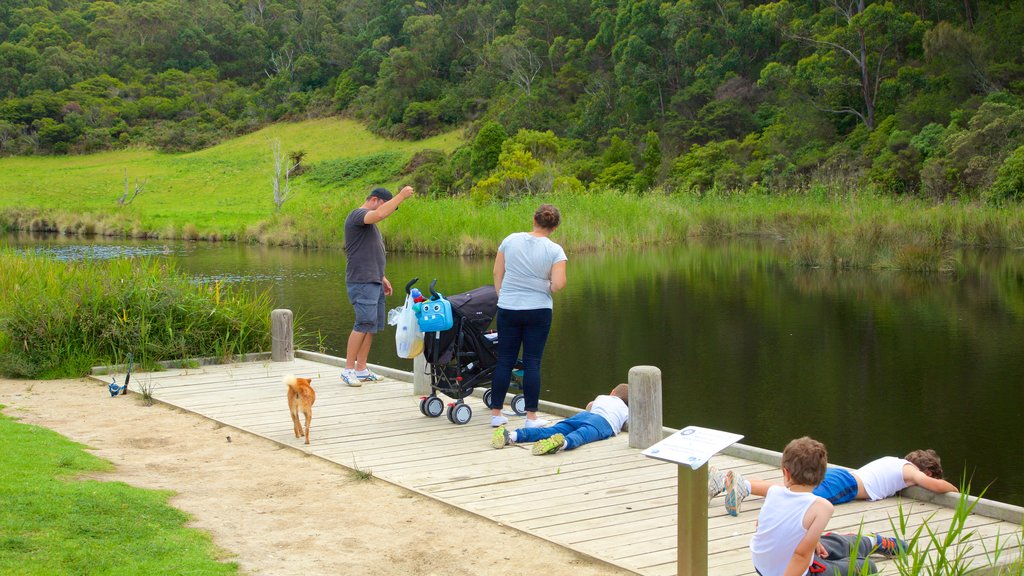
[92,355,1023,575]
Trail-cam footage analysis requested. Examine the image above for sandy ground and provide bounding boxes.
[0,378,633,576]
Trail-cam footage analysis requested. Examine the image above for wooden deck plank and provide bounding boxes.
[90,359,1023,575]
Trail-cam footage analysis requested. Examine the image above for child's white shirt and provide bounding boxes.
[750,485,819,576]
[856,456,910,500]
[589,395,628,435]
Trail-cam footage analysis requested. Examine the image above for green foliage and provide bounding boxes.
[635,130,661,193]
[0,250,273,378]
[0,0,1023,206]
[920,101,1024,199]
[306,152,405,189]
[669,140,744,193]
[985,145,1024,205]
[470,121,508,177]
[0,413,238,575]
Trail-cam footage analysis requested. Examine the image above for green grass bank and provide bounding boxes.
[1,119,1023,269]
[0,250,273,378]
[0,411,237,575]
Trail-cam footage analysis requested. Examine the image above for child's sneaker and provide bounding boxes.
[491,426,511,449]
[708,465,727,503]
[356,369,382,382]
[531,433,565,455]
[724,470,750,517]
[341,369,362,387]
[873,534,908,557]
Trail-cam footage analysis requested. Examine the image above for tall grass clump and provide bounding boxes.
[887,483,1024,575]
[0,249,273,378]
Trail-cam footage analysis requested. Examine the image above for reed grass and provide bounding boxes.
[883,483,1024,575]
[1,116,1022,271]
[0,249,274,378]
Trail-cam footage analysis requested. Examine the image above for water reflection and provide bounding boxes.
[5,232,1023,506]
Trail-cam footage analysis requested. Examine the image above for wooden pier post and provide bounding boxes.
[627,365,663,449]
[679,465,709,575]
[270,309,294,362]
[413,354,431,395]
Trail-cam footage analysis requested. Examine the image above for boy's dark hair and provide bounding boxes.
[781,437,828,486]
[534,204,561,229]
[610,383,628,405]
[905,449,944,479]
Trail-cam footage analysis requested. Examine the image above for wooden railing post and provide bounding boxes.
[628,365,663,449]
[413,353,431,395]
[270,309,294,362]
[679,465,709,575]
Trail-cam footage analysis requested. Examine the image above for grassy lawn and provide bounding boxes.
[0,409,237,575]
[0,118,462,237]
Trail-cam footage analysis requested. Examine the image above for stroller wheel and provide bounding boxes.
[511,394,527,416]
[423,396,445,418]
[451,403,472,425]
[418,396,428,416]
[445,403,455,423]
[481,388,493,409]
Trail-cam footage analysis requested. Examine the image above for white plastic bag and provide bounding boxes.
[390,293,424,359]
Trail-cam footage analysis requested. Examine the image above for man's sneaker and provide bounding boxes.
[356,370,382,382]
[532,433,565,455]
[491,426,511,449]
[340,369,362,387]
[708,465,727,503]
[873,534,908,557]
[524,418,550,428]
[490,415,508,427]
[724,470,750,517]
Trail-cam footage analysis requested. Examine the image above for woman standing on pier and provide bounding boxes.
[488,204,568,429]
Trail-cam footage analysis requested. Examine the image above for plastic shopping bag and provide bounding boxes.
[390,293,424,359]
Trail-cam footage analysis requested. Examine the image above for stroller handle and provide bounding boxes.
[429,278,440,300]
[405,277,419,295]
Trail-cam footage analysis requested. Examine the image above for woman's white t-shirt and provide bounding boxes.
[497,232,567,310]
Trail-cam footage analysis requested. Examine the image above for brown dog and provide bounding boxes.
[285,375,316,444]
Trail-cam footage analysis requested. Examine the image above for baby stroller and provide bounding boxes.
[415,280,524,425]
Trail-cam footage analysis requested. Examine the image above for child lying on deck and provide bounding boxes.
[491,383,628,455]
[710,448,958,516]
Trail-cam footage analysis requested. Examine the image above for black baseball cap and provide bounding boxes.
[368,187,393,202]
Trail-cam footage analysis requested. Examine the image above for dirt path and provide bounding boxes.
[0,378,634,576]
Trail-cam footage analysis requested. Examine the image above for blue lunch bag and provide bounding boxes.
[417,294,453,332]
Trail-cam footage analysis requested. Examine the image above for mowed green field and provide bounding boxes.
[0,118,462,237]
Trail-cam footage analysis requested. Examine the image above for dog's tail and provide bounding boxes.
[284,374,300,398]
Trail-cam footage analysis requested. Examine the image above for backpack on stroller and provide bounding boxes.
[415,281,524,425]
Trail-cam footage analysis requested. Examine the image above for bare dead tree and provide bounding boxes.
[266,48,296,78]
[497,39,543,96]
[271,140,293,212]
[117,168,147,206]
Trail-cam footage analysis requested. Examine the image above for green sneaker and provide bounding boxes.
[491,426,511,449]
[531,433,565,455]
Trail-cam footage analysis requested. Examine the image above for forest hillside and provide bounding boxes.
[1,1,1022,203]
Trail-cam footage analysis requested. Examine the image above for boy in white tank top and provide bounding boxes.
[750,437,907,576]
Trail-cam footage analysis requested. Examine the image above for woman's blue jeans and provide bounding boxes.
[490,307,552,413]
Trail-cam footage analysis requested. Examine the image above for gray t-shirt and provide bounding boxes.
[344,208,385,283]
[497,232,567,310]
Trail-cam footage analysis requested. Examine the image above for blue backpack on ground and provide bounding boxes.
[417,279,454,332]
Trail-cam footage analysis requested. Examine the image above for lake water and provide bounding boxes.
[7,233,1023,506]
